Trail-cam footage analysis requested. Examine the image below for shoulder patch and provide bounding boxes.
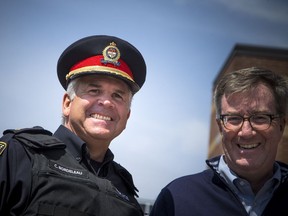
[0,141,7,155]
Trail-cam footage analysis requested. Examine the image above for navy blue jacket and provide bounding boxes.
[150,156,288,216]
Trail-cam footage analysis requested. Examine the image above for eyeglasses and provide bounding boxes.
[219,114,280,131]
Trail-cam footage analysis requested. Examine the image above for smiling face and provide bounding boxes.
[62,75,132,147]
[217,83,285,179]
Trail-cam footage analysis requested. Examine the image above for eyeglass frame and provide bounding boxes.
[218,113,281,131]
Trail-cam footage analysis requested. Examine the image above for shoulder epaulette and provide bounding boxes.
[3,126,52,136]
[2,126,66,149]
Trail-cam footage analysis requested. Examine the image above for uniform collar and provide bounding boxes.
[53,125,114,164]
[54,125,86,161]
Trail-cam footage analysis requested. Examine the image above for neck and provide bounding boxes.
[85,141,109,162]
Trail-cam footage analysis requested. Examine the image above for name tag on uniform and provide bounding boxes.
[49,161,89,178]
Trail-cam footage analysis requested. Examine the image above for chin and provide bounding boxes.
[235,158,251,167]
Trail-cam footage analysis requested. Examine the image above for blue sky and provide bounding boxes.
[1,0,288,200]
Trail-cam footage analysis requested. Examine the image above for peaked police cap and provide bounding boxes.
[57,35,146,93]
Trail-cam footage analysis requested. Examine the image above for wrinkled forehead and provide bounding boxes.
[223,84,276,113]
[226,83,274,99]
[77,75,131,91]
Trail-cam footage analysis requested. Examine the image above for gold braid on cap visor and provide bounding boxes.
[66,65,135,83]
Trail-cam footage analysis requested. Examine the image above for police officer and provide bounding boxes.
[0,35,146,216]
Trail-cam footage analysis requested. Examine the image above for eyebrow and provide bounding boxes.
[87,83,101,88]
[87,83,128,95]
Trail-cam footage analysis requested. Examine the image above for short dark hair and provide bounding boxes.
[214,67,288,117]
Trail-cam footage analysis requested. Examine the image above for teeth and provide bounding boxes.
[239,144,259,149]
[90,114,112,121]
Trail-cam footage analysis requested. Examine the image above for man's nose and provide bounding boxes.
[97,96,115,108]
[238,119,254,136]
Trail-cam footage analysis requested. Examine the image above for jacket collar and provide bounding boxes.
[206,155,288,183]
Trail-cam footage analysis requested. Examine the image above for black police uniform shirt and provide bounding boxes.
[0,124,140,215]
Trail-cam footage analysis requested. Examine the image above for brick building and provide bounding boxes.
[208,44,288,163]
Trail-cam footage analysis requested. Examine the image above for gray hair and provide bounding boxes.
[61,79,81,124]
[214,67,288,118]
[66,78,80,100]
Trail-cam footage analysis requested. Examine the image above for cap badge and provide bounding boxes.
[101,42,121,66]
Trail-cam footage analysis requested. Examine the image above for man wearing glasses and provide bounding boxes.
[150,67,288,216]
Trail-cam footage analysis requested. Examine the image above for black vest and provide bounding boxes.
[5,127,143,216]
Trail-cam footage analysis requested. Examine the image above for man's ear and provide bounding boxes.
[62,93,72,117]
[126,109,131,120]
[216,119,223,134]
[280,118,286,132]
